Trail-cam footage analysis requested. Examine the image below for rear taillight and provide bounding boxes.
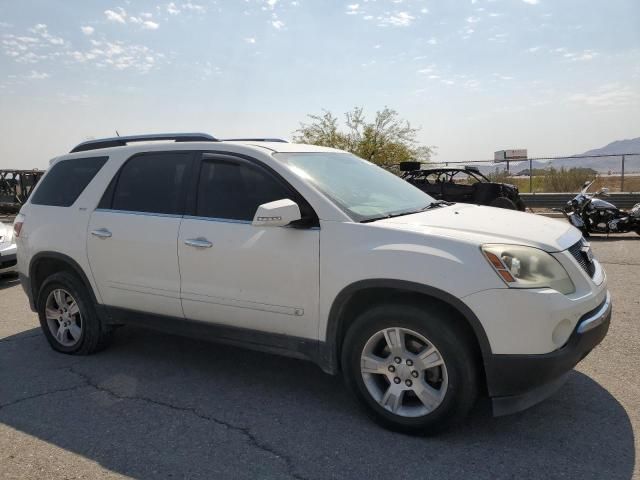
[13,214,24,238]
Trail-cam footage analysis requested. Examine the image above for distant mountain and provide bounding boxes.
[544,137,640,173]
[581,137,640,157]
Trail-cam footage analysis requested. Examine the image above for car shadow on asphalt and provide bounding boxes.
[0,326,635,480]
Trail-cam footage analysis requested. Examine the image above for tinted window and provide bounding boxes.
[197,160,291,220]
[112,153,191,215]
[30,156,108,207]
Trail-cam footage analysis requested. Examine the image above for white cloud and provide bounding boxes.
[245,37,256,44]
[81,26,94,36]
[105,8,161,30]
[104,8,127,24]
[522,0,539,4]
[466,16,480,23]
[30,24,65,45]
[142,21,159,30]
[550,47,598,62]
[182,2,205,13]
[272,19,285,29]
[26,70,49,80]
[346,4,360,15]
[378,12,415,27]
[167,2,180,15]
[1,23,163,74]
[569,84,640,107]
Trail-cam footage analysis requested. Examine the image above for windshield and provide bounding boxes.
[275,152,435,222]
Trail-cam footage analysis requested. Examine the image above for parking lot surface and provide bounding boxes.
[1,234,638,480]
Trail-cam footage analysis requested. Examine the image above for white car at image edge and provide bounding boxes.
[0,221,17,275]
[13,133,611,434]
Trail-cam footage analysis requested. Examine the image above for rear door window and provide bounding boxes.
[109,153,192,215]
[30,156,108,207]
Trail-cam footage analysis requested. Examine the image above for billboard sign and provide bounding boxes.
[494,149,527,162]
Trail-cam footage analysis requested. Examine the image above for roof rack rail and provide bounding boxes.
[70,133,219,153]
[221,138,288,143]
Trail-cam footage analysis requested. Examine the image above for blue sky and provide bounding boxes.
[1,0,639,169]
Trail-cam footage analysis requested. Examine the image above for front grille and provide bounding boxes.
[568,240,596,278]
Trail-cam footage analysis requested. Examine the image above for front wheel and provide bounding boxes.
[341,304,479,435]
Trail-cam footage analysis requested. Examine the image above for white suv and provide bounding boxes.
[14,133,611,433]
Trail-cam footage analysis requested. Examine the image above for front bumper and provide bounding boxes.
[486,291,611,416]
[0,245,17,274]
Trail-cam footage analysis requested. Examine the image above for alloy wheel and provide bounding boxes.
[360,327,448,417]
[45,288,83,347]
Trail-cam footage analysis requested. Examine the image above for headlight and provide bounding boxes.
[482,244,575,294]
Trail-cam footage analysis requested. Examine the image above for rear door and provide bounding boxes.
[177,153,320,339]
[87,151,194,318]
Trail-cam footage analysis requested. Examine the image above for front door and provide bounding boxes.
[178,154,320,339]
[87,151,194,318]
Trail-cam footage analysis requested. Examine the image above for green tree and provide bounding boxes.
[293,107,433,167]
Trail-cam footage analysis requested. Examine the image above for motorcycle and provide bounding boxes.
[555,180,640,236]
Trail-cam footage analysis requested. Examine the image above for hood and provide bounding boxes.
[378,204,581,252]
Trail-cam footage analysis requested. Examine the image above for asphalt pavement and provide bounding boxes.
[1,234,638,479]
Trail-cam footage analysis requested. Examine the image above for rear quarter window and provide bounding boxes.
[30,156,108,207]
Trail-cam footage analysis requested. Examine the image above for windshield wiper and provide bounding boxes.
[360,201,453,223]
[420,200,454,210]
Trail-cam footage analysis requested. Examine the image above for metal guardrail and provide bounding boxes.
[521,193,640,209]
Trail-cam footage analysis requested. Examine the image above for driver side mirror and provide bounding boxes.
[598,187,610,196]
[582,181,591,188]
[252,199,301,227]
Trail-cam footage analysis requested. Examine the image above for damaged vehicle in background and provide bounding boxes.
[398,162,526,211]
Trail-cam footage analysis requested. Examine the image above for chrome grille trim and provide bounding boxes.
[568,239,596,278]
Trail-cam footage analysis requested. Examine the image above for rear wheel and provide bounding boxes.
[37,272,112,354]
[341,304,479,435]
[489,197,517,210]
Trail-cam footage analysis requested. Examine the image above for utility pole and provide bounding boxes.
[621,155,625,192]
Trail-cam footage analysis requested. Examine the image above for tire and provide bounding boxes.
[489,197,517,210]
[515,198,527,211]
[37,271,113,355]
[341,303,479,435]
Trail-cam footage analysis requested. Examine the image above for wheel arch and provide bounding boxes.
[322,279,493,379]
[29,252,99,307]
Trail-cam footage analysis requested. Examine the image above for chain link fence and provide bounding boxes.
[429,153,640,194]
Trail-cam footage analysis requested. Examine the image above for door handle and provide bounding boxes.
[184,237,213,248]
[91,228,112,239]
